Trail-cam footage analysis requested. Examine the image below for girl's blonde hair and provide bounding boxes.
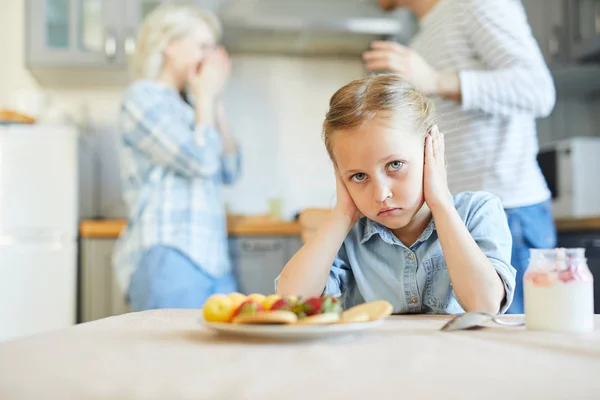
[323,74,436,160]
[130,4,222,80]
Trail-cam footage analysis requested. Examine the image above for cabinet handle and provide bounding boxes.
[124,36,136,56]
[596,0,600,34]
[104,32,117,60]
[242,241,281,252]
[548,26,561,58]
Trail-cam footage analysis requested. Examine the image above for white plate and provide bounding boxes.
[199,318,384,341]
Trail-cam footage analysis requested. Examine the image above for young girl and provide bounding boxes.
[276,74,516,315]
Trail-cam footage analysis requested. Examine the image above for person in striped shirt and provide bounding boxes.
[365,0,557,313]
[113,4,241,311]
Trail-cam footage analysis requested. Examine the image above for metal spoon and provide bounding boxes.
[441,311,525,331]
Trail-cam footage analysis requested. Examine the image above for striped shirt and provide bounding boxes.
[112,81,241,293]
[410,0,555,208]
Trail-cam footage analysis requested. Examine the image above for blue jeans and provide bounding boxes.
[127,245,238,311]
[504,200,557,314]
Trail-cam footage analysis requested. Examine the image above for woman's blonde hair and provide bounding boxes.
[130,4,222,80]
[323,74,436,161]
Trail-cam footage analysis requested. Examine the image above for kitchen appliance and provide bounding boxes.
[214,0,417,56]
[0,124,78,342]
[537,136,600,218]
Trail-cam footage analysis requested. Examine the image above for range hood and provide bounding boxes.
[215,0,416,56]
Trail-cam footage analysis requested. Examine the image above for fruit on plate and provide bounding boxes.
[246,293,267,304]
[270,296,296,312]
[262,294,282,311]
[227,292,247,311]
[295,312,341,325]
[295,295,342,317]
[233,299,265,317]
[202,294,235,323]
[232,310,298,325]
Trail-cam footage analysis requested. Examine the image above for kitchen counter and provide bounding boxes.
[79,216,301,238]
[80,215,600,239]
[555,216,600,232]
[0,310,599,399]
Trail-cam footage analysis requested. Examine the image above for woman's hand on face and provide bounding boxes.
[334,169,362,225]
[423,125,452,211]
[189,46,231,104]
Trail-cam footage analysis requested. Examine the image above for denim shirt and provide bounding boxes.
[324,191,516,315]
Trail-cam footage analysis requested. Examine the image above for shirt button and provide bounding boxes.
[410,297,418,303]
[407,253,415,260]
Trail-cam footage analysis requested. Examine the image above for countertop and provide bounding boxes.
[0,310,598,399]
[554,217,600,233]
[80,215,600,238]
[79,216,301,238]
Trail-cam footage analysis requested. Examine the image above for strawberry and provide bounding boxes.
[294,295,342,317]
[234,299,264,316]
[270,297,293,312]
[559,270,575,283]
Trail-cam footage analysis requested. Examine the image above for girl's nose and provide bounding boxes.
[373,180,392,203]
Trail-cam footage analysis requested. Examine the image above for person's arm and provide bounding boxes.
[122,85,221,179]
[215,102,241,185]
[432,195,515,315]
[449,0,556,117]
[276,208,355,297]
[424,126,515,314]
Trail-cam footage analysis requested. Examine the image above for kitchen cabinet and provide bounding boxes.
[79,238,129,323]
[557,231,600,313]
[79,235,303,322]
[522,0,570,64]
[26,0,122,67]
[566,0,600,61]
[25,0,205,85]
[229,236,303,295]
[522,0,600,96]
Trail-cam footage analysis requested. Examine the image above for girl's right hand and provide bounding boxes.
[189,46,231,104]
[334,170,362,225]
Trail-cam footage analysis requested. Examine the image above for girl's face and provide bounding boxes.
[164,22,216,83]
[332,115,426,230]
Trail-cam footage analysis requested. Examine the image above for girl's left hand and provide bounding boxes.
[423,125,451,211]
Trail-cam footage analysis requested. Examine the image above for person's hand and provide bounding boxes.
[333,170,362,224]
[189,46,231,104]
[363,41,440,95]
[423,125,452,211]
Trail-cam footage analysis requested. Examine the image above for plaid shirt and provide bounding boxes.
[113,81,241,293]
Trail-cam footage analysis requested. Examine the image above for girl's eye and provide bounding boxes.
[387,161,404,171]
[351,173,367,183]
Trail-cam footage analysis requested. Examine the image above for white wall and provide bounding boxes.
[0,0,365,220]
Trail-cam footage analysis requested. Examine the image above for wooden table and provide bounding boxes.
[0,310,599,399]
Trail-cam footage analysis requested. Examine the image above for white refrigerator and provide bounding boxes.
[0,124,78,342]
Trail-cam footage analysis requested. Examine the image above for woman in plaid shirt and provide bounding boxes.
[113,4,242,311]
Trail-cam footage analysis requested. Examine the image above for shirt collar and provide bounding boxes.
[361,218,437,246]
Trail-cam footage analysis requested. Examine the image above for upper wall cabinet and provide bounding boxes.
[25,0,203,86]
[522,0,572,64]
[567,0,600,62]
[522,0,600,97]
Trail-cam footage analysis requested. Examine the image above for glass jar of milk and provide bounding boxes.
[524,248,594,334]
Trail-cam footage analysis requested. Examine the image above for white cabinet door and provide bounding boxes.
[0,241,77,342]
